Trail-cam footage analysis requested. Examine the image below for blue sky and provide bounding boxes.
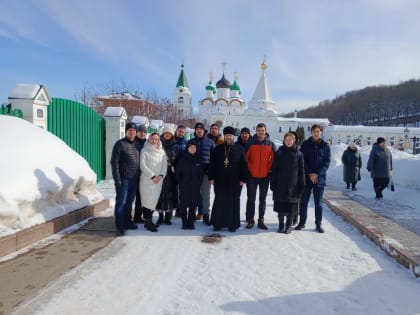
[1,0,420,114]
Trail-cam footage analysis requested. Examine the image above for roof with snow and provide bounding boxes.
[8,84,50,102]
[103,107,127,117]
[98,92,146,100]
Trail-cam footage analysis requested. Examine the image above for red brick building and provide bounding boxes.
[92,92,158,122]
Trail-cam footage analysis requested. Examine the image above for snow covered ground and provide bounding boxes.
[0,116,103,237]
[14,183,420,314]
[2,120,419,314]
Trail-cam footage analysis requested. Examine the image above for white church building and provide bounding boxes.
[193,59,330,142]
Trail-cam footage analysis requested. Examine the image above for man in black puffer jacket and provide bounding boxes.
[111,122,142,236]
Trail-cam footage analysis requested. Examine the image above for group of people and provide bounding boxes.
[341,137,393,199]
[111,121,334,236]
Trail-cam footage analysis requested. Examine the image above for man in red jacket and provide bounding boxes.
[245,123,276,229]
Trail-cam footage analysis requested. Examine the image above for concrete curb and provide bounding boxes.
[324,190,420,278]
[0,199,110,258]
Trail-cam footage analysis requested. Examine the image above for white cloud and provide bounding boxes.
[2,0,420,110]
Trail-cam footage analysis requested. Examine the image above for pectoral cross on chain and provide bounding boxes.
[224,157,229,168]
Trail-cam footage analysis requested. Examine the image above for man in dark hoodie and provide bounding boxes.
[111,122,141,236]
[367,137,392,199]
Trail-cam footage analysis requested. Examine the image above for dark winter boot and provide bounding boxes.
[346,182,350,189]
[316,224,325,233]
[277,216,285,233]
[352,183,357,191]
[292,214,298,226]
[245,219,255,229]
[203,213,211,226]
[284,215,293,234]
[295,223,305,230]
[164,211,172,225]
[257,218,268,230]
[156,212,164,226]
[181,214,188,230]
[175,208,181,217]
[144,220,158,232]
[187,208,196,229]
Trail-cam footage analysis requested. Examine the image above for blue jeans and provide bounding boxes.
[114,178,138,230]
[246,177,269,220]
[299,181,324,226]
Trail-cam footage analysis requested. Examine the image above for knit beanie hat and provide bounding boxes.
[377,137,386,144]
[240,127,250,134]
[125,122,137,131]
[195,122,205,130]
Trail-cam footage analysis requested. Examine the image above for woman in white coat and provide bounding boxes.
[140,132,167,232]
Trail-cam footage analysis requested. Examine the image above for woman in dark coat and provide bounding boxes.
[175,141,204,229]
[156,127,180,225]
[341,143,362,190]
[367,137,393,199]
[270,133,305,234]
[208,126,248,232]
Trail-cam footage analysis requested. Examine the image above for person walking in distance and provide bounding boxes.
[367,137,392,199]
[110,122,141,236]
[245,123,276,230]
[341,143,362,191]
[295,124,331,233]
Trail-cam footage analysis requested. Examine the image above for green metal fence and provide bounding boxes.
[47,98,105,181]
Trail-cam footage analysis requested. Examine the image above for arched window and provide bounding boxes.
[178,96,184,104]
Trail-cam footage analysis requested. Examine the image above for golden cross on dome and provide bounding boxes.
[222,61,227,73]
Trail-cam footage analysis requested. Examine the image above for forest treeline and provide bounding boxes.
[289,79,420,125]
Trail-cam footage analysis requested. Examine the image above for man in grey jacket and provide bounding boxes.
[367,137,393,199]
[111,122,141,236]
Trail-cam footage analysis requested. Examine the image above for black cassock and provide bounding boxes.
[208,143,248,229]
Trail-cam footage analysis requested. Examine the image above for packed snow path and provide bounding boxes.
[14,184,420,315]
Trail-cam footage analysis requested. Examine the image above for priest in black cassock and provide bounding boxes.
[208,126,248,232]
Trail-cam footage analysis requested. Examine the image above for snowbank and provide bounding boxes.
[0,116,103,237]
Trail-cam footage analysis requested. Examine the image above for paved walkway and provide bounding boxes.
[1,190,419,314]
[324,189,420,277]
[0,217,115,315]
